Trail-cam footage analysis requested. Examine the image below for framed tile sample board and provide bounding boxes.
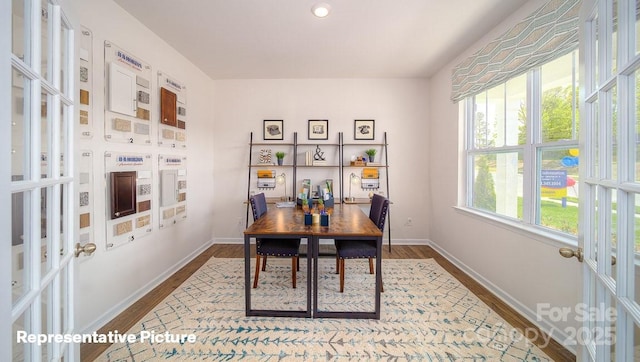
[104,41,152,145]
[158,155,187,228]
[79,26,93,139]
[157,71,187,149]
[104,152,153,249]
[78,151,94,251]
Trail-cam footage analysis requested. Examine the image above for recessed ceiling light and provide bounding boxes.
[311,3,331,18]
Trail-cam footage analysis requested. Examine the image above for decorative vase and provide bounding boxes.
[368,155,375,162]
[277,158,283,166]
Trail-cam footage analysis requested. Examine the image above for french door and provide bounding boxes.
[5,0,77,361]
[579,0,640,360]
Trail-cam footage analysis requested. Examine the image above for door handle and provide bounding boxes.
[75,242,96,257]
[559,247,583,262]
[559,247,617,265]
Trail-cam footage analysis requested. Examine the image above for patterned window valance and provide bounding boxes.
[450,0,581,102]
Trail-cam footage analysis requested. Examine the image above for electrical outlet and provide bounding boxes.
[405,217,413,226]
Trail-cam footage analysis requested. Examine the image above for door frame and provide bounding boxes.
[1,0,14,360]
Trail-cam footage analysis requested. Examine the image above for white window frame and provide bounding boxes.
[460,50,580,246]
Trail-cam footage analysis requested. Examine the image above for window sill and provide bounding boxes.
[452,206,578,249]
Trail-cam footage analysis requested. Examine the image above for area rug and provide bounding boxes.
[96,257,552,361]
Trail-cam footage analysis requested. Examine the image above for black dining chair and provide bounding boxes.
[250,193,301,288]
[334,194,389,292]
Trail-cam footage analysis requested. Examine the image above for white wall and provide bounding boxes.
[63,0,216,332]
[211,79,430,244]
[427,0,581,349]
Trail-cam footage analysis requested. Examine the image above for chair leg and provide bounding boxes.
[339,259,345,293]
[369,258,374,274]
[253,255,261,288]
[335,255,339,274]
[292,257,297,288]
[261,256,267,271]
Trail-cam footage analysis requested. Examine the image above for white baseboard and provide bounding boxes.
[80,239,214,334]
[427,239,576,355]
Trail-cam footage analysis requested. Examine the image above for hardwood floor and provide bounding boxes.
[81,244,575,361]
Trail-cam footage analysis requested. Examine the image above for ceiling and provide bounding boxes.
[113,0,529,80]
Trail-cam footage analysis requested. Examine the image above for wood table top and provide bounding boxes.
[244,204,382,237]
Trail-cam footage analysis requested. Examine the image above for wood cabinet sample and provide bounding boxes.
[110,171,137,219]
[160,87,177,127]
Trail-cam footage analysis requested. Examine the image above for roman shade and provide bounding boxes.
[451,0,581,102]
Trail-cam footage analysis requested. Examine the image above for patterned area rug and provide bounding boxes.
[97,257,551,361]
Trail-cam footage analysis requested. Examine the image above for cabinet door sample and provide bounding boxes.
[108,62,136,116]
[160,87,177,127]
[161,169,178,207]
[110,171,137,219]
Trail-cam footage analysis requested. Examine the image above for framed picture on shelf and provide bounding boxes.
[308,119,328,140]
[354,119,375,140]
[263,120,284,140]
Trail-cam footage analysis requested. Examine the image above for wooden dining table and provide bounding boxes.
[243,203,383,319]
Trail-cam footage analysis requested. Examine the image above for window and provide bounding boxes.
[465,50,579,237]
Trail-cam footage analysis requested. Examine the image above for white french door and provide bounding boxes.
[6,0,77,361]
[579,0,640,360]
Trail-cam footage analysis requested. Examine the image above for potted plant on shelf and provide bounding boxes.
[275,151,285,166]
[365,149,377,163]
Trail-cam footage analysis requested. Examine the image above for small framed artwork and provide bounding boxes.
[308,119,328,140]
[263,120,284,140]
[354,119,375,140]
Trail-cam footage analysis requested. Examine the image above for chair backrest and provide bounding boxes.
[369,194,389,231]
[250,193,268,221]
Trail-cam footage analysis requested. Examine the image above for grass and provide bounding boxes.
[516,197,640,250]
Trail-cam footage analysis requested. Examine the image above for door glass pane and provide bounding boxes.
[610,84,618,180]
[60,19,70,96]
[61,266,69,333]
[608,188,617,283]
[42,283,51,362]
[589,186,601,261]
[541,52,579,142]
[633,322,640,360]
[11,190,30,304]
[60,103,67,177]
[504,74,526,146]
[41,88,51,178]
[634,193,640,255]
[539,147,579,235]
[635,71,640,182]
[472,152,523,219]
[636,1,640,56]
[41,187,51,277]
[40,0,50,81]
[13,308,30,361]
[12,0,28,61]
[12,67,30,180]
[611,0,618,76]
[594,14,600,88]
[593,100,601,178]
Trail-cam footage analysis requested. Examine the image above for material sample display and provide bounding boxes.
[104,41,152,145]
[158,154,187,229]
[157,71,187,149]
[104,152,153,249]
[79,26,93,139]
[78,151,94,247]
